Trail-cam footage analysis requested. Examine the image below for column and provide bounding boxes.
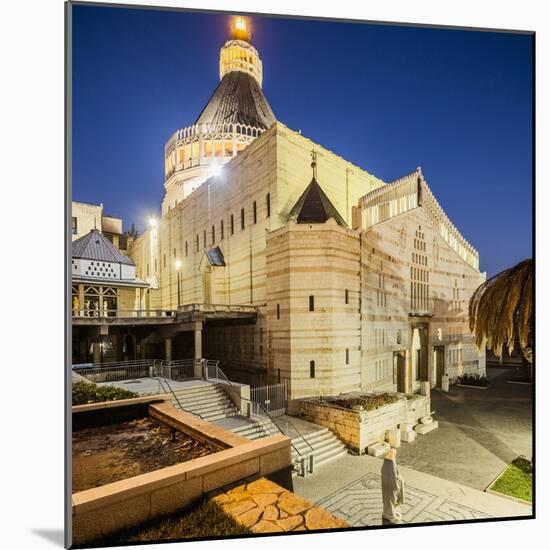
[92,340,101,365]
[165,337,173,362]
[194,322,203,378]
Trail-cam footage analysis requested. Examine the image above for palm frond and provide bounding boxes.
[469,259,533,363]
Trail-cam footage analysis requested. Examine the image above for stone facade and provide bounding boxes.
[124,19,486,400]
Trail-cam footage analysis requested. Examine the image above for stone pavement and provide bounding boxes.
[293,453,531,527]
[396,366,533,490]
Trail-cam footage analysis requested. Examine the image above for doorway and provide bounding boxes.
[393,350,407,393]
[434,345,445,387]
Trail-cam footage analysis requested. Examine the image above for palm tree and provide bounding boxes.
[469,259,533,370]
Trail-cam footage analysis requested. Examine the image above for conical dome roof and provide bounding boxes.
[289,178,347,227]
[194,71,275,129]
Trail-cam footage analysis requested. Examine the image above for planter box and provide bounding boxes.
[456,383,490,390]
[300,394,430,454]
[71,401,292,545]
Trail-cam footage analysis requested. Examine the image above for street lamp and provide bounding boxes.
[175,260,182,308]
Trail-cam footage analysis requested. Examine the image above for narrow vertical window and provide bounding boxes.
[266,193,271,218]
[230,214,234,235]
[203,230,206,248]
[185,241,188,257]
[196,234,199,251]
[241,207,245,230]
[346,349,349,364]
[147,264,150,277]
[220,220,224,240]
[163,254,166,268]
[276,303,280,320]
[253,201,257,224]
[345,289,349,304]
[173,247,176,258]
[309,295,315,312]
[72,217,78,235]
[211,224,215,244]
[310,360,315,378]
[154,259,157,272]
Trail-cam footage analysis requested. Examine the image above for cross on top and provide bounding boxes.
[311,150,317,180]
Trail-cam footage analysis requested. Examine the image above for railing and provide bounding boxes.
[152,364,205,419]
[72,309,177,319]
[159,359,199,381]
[72,359,157,383]
[251,382,288,417]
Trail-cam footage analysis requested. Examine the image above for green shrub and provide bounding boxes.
[72,381,138,406]
[330,392,399,411]
[457,373,489,387]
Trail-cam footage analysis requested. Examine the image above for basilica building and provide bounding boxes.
[126,16,486,399]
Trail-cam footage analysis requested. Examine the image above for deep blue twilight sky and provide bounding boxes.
[72,5,533,277]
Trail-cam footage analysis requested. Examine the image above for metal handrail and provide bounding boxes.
[208,363,304,459]
[72,309,177,318]
[152,362,205,420]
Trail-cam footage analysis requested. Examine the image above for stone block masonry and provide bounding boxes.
[300,394,430,454]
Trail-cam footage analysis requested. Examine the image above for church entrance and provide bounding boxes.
[410,318,430,388]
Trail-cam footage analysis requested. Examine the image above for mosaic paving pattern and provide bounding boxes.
[316,472,492,526]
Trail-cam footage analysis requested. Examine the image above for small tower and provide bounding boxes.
[162,15,276,213]
[219,16,263,86]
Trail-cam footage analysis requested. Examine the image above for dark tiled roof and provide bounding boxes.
[204,246,226,266]
[289,178,347,227]
[72,230,135,266]
[195,71,276,129]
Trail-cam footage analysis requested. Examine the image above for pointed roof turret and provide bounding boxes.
[288,151,347,227]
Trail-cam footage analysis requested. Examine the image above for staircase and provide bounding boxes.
[169,383,238,422]
[291,427,348,475]
[231,420,271,440]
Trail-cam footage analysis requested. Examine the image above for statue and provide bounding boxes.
[381,447,405,524]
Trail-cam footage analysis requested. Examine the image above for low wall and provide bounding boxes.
[72,402,292,545]
[72,394,172,429]
[217,380,251,417]
[300,394,430,454]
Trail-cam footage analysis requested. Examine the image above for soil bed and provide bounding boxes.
[72,417,218,493]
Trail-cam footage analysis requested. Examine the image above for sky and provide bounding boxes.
[72,5,533,277]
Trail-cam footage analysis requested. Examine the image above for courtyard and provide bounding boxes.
[292,364,532,527]
[396,366,532,490]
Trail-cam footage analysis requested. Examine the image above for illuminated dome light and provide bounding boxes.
[232,15,250,42]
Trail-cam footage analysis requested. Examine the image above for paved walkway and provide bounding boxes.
[293,454,531,527]
[396,366,532,490]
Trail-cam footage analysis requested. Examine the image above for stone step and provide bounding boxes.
[315,447,348,467]
[170,385,223,396]
[177,403,237,416]
[171,388,225,400]
[172,395,228,408]
[291,430,333,450]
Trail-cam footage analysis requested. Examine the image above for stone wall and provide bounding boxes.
[300,394,430,454]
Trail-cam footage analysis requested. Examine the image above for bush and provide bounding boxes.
[456,373,489,387]
[72,381,138,406]
[330,392,399,411]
